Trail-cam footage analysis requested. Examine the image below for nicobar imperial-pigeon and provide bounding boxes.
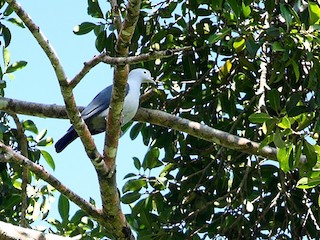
[55,68,154,153]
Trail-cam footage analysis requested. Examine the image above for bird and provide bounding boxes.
[55,68,154,153]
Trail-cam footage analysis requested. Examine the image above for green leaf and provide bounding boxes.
[273,131,287,148]
[95,30,107,52]
[3,5,13,16]
[40,150,55,170]
[73,22,96,35]
[36,129,47,142]
[272,42,285,52]
[3,47,10,68]
[308,2,320,25]
[7,18,25,28]
[142,147,160,170]
[218,59,232,80]
[227,0,240,18]
[105,32,116,55]
[287,106,309,117]
[70,210,86,224]
[123,173,136,179]
[160,163,176,177]
[294,140,303,167]
[211,0,223,11]
[58,194,70,222]
[267,89,281,112]
[121,192,141,204]
[23,120,38,134]
[151,29,166,44]
[278,116,291,129]
[280,4,292,29]
[303,141,317,168]
[159,1,178,18]
[1,24,11,47]
[241,2,251,17]
[248,113,272,123]
[122,179,147,193]
[286,92,302,114]
[37,137,53,147]
[233,37,246,52]
[6,61,27,73]
[295,112,315,131]
[245,38,259,57]
[277,145,292,173]
[130,123,143,140]
[289,58,300,81]
[296,177,320,189]
[208,27,231,44]
[87,0,103,18]
[133,157,141,170]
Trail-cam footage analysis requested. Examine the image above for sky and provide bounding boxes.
[5,0,150,224]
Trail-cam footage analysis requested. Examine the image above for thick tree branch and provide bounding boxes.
[135,108,278,160]
[5,0,102,162]
[0,143,104,224]
[0,97,75,118]
[98,0,143,237]
[0,97,287,161]
[0,220,71,240]
[105,0,143,169]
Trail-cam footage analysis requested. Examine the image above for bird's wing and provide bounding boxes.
[81,83,129,120]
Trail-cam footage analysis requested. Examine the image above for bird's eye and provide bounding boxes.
[144,71,147,74]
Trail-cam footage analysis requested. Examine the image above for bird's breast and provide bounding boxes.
[122,91,139,124]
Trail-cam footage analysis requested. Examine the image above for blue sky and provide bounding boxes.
[5,0,150,222]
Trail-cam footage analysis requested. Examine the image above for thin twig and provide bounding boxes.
[69,52,107,89]
[69,47,193,89]
[109,0,122,33]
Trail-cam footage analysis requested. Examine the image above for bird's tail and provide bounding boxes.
[55,128,78,153]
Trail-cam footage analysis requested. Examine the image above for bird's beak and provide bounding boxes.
[148,78,156,85]
[154,78,163,86]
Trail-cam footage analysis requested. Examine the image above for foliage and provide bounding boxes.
[2,0,320,239]
[120,0,320,238]
[0,0,57,231]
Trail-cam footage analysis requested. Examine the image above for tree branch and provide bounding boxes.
[102,47,192,65]
[0,220,72,240]
[69,52,108,89]
[5,0,102,162]
[109,0,122,33]
[10,114,29,228]
[0,97,75,118]
[0,143,104,224]
[69,47,192,88]
[0,97,290,161]
[135,108,279,160]
[98,0,143,237]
